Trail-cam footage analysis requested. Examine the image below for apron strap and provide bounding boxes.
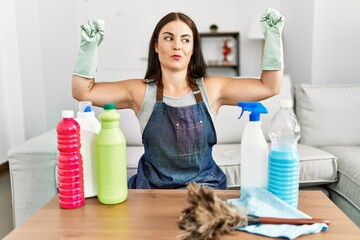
[156,84,163,101]
[190,83,203,103]
[156,82,203,103]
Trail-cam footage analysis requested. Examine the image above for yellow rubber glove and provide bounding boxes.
[260,8,285,70]
[73,19,105,78]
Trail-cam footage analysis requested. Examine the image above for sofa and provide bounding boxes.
[294,83,360,227]
[7,76,360,228]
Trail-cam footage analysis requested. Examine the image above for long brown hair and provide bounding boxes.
[144,12,207,87]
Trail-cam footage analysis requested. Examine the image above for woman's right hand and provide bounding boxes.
[73,19,105,79]
[260,8,285,70]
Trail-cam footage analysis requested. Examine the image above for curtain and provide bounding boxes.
[0,0,26,164]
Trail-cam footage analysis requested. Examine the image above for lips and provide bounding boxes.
[171,54,182,60]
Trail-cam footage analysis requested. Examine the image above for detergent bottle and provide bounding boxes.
[238,102,268,190]
[268,99,301,208]
[75,101,101,198]
[96,103,128,204]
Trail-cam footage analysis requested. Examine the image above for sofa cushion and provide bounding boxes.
[212,144,241,187]
[322,146,360,216]
[295,84,360,147]
[126,146,144,179]
[213,143,337,188]
[212,75,293,144]
[298,144,338,187]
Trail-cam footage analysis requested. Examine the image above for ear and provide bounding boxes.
[155,41,159,53]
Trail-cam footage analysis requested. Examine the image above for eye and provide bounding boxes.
[182,38,190,43]
[164,36,173,41]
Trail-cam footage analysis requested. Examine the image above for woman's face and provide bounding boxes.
[155,20,194,73]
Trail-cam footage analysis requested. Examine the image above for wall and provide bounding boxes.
[37,0,78,131]
[6,0,360,141]
[282,1,314,86]
[15,0,47,139]
[312,0,360,84]
[13,0,79,139]
[0,0,26,164]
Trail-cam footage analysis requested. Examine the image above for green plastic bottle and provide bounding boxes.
[96,103,128,204]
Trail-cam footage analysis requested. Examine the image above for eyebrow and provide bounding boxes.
[162,32,192,38]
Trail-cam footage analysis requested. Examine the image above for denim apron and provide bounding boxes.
[128,83,227,189]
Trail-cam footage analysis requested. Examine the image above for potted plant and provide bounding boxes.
[209,24,218,33]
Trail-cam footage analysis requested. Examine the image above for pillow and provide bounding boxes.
[295,84,360,147]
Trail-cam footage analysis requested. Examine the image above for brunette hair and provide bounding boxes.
[144,12,207,87]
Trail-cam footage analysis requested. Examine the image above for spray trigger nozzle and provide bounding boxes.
[238,108,245,119]
[238,102,268,121]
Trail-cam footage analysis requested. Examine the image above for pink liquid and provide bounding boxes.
[57,116,84,209]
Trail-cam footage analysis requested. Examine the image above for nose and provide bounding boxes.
[173,40,181,51]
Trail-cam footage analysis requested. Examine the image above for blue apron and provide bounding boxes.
[128,83,227,189]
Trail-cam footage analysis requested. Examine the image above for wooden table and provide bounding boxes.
[4,190,360,239]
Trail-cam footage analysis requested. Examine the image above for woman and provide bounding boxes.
[72,10,285,189]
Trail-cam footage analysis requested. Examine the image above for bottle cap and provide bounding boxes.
[62,110,74,118]
[280,99,293,108]
[79,101,93,112]
[104,103,116,110]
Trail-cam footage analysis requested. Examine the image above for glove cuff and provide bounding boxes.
[262,35,284,70]
[73,47,98,78]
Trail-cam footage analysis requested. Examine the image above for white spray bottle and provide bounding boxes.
[238,102,268,190]
[75,101,101,198]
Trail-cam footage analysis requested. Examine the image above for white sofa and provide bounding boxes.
[9,76,358,228]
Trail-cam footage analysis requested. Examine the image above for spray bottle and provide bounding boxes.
[238,102,268,190]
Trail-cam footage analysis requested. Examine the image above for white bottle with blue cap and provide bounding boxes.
[238,102,268,190]
[75,101,101,198]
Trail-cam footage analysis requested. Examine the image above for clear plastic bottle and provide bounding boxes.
[238,102,268,190]
[268,99,301,208]
[76,101,101,198]
[96,103,128,204]
[57,110,85,209]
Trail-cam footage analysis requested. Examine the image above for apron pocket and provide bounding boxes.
[175,120,206,156]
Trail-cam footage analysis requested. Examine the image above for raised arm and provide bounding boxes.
[72,76,146,113]
[204,8,285,112]
[71,19,145,113]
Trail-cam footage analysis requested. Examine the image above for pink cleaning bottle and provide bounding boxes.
[57,110,85,209]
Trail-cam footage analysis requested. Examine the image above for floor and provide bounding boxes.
[0,163,14,239]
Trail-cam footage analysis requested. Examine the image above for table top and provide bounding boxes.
[4,190,360,240]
